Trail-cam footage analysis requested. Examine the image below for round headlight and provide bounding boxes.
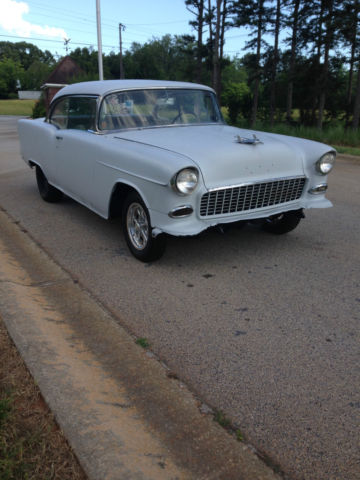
[316,152,336,175]
[172,168,199,195]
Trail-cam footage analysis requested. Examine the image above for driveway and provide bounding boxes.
[1,116,359,480]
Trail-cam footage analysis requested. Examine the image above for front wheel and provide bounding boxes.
[35,166,63,203]
[261,209,304,234]
[122,192,166,262]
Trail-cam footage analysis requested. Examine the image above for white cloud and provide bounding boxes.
[0,0,67,39]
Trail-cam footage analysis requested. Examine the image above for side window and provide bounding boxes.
[67,97,97,131]
[49,96,97,131]
[50,97,69,129]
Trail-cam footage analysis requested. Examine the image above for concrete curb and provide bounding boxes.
[0,208,281,480]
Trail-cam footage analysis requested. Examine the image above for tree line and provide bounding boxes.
[185,0,360,130]
[0,0,360,131]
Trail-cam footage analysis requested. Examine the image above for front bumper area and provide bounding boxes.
[149,173,332,237]
[151,193,332,237]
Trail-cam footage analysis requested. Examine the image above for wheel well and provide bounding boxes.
[108,183,139,218]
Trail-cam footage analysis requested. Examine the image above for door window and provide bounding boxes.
[67,97,97,131]
[50,96,97,131]
[50,97,69,129]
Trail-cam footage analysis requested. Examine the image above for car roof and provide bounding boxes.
[52,79,215,101]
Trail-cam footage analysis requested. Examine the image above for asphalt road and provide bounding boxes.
[1,116,359,480]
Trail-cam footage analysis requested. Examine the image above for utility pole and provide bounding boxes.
[96,0,104,80]
[119,23,125,79]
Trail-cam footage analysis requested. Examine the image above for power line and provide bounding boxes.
[0,33,124,49]
[126,20,189,26]
[27,1,189,30]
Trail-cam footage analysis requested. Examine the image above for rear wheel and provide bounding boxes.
[261,209,304,234]
[35,166,63,203]
[122,192,166,262]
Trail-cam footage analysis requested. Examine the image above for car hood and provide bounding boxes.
[114,125,306,189]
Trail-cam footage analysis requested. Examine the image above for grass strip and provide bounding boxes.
[0,318,87,480]
[0,100,36,116]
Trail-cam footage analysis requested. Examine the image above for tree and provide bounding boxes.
[222,81,250,123]
[0,58,24,98]
[0,41,54,70]
[283,0,301,123]
[339,0,360,127]
[186,0,206,82]
[22,60,52,90]
[268,0,282,126]
[205,0,232,99]
[232,0,271,127]
[122,35,197,81]
[317,0,337,129]
[352,66,360,128]
[70,47,99,76]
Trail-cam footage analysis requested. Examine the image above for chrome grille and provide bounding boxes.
[200,177,306,217]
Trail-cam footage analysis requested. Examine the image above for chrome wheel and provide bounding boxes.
[126,202,149,250]
[122,192,166,262]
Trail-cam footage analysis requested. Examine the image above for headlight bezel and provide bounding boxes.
[315,151,336,175]
[171,167,199,196]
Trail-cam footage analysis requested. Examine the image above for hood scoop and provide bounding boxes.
[235,134,263,145]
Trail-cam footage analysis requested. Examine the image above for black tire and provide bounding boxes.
[35,166,63,203]
[261,209,303,235]
[122,192,166,262]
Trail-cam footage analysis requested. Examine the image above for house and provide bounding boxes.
[42,56,83,112]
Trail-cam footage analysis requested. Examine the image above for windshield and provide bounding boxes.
[99,88,223,131]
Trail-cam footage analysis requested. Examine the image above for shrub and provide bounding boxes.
[222,82,251,124]
[32,95,46,118]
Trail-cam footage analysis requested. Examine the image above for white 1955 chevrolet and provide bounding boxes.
[18,80,336,261]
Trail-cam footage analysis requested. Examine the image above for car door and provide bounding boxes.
[49,95,98,206]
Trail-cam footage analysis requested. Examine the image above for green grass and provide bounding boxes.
[213,410,231,429]
[0,395,12,425]
[227,117,360,155]
[0,392,27,480]
[335,145,360,156]
[213,410,245,442]
[0,99,36,116]
[221,106,360,154]
[135,337,150,349]
[258,124,360,156]
[256,123,360,148]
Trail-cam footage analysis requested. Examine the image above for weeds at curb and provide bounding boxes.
[213,410,231,429]
[0,395,12,425]
[135,337,150,349]
[236,429,244,442]
[214,410,244,443]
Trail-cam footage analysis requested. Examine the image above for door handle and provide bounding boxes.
[56,135,63,140]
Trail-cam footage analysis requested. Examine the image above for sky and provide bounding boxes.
[0,0,250,60]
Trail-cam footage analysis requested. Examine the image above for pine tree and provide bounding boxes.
[185,0,206,82]
[232,0,272,127]
[283,0,301,123]
[269,0,282,126]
